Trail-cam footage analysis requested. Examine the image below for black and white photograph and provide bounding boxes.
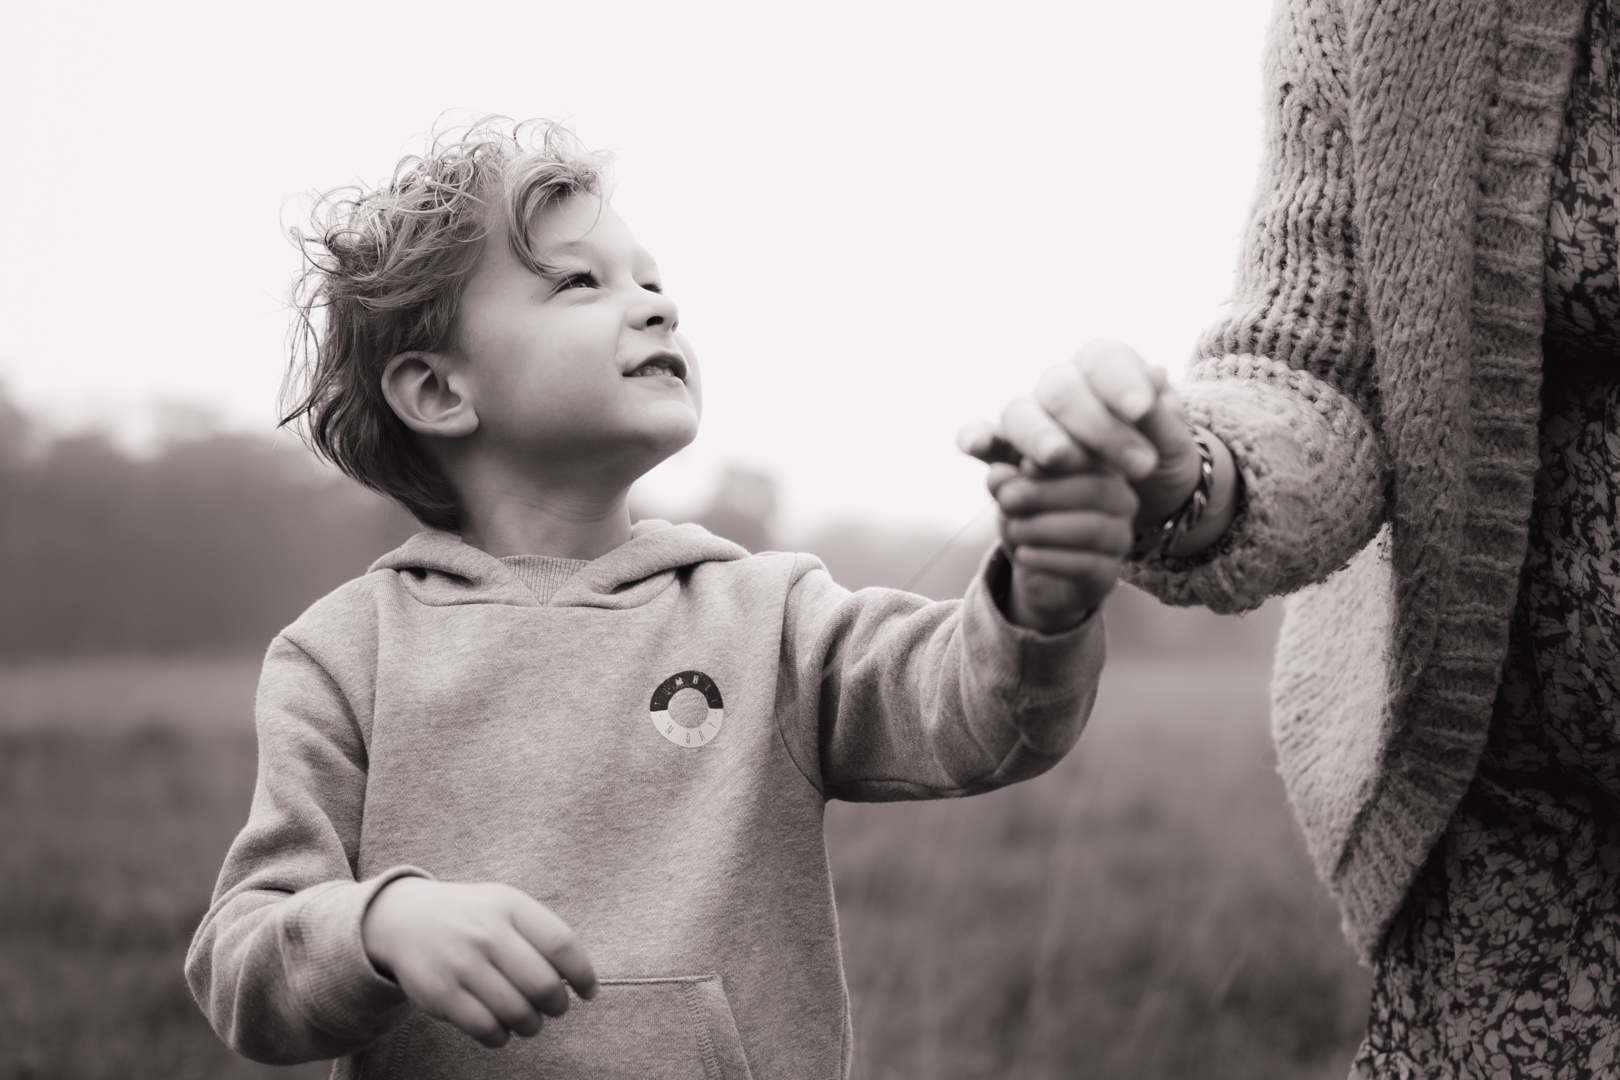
[2,0,1615,1077]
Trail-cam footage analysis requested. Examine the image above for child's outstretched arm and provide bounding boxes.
[185,637,596,1063]
[772,407,1137,802]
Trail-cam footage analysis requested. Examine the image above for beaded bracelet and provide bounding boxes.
[1129,426,1216,562]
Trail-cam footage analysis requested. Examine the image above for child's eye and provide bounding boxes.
[557,272,599,292]
[641,281,663,294]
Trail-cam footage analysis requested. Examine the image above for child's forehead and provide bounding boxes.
[524,198,654,266]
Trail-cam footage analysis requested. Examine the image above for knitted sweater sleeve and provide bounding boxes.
[775,548,1104,802]
[184,635,423,1064]
[1126,0,1389,614]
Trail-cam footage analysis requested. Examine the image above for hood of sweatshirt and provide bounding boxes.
[367,520,750,611]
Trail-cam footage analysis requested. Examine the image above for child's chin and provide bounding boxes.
[626,412,700,465]
[643,403,700,442]
[654,420,701,460]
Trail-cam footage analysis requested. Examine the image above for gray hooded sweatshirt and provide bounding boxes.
[186,521,1104,1079]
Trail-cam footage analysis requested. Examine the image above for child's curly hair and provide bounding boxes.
[280,117,607,531]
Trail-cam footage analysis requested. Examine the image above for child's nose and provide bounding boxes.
[635,290,679,333]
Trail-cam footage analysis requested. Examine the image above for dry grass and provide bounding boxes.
[0,655,1368,1079]
[828,658,1370,1079]
[0,726,326,1080]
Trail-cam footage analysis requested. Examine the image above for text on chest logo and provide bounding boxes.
[648,670,726,747]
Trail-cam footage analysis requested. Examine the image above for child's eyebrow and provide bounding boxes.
[546,238,602,262]
[530,239,592,272]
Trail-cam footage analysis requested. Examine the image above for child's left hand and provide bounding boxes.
[972,455,1138,634]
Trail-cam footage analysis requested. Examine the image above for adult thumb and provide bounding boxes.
[1134,380,1193,458]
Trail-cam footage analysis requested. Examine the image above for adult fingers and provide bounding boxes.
[508,894,598,1005]
[458,961,545,1039]
[1034,363,1159,480]
[998,395,1089,473]
[957,421,1023,466]
[1132,381,1196,462]
[994,472,1139,520]
[1074,339,1162,423]
[1001,511,1134,558]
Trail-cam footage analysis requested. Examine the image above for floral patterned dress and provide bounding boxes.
[1352,1,1620,1076]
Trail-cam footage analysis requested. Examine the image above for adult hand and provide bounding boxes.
[362,878,598,1048]
[960,341,1237,554]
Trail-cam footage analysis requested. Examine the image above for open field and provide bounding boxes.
[0,649,1369,1079]
[828,657,1370,1079]
[0,725,327,1080]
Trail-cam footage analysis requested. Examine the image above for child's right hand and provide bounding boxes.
[362,878,599,1048]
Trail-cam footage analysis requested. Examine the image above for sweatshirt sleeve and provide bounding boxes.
[775,547,1104,802]
[1126,0,1389,615]
[184,635,424,1064]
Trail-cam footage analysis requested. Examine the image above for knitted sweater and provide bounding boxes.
[1127,0,1587,960]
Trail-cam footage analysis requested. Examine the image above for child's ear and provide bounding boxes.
[381,352,478,439]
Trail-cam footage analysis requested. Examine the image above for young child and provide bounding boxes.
[186,119,1139,1080]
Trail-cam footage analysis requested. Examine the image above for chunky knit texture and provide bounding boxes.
[1127,0,1587,961]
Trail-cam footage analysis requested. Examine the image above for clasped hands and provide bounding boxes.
[962,340,1237,634]
[356,341,1233,1054]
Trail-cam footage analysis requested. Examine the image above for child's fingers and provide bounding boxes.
[489,926,571,1021]
[984,462,1022,499]
[1012,567,1092,623]
[995,472,1138,520]
[458,961,547,1039]
[1009,562,1117,631]
[434,984,513,1048]
[1001,511,1133,558]
[508,895,598,1003]
[1034,363,1160,480]
[1011,546,1125,585]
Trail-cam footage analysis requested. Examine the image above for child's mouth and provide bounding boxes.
[626,354,687,382]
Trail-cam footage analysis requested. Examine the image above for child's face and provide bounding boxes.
[450,193,700,481]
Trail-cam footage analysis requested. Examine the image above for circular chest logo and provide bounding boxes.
[648,670,725,748]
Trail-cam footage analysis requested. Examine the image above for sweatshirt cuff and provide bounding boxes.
[963,546,1105,726]
[285,865,429,1043]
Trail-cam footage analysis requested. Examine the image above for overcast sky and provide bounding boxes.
[1,0,1271,533]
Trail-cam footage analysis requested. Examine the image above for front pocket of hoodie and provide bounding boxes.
[373,975,754,1080]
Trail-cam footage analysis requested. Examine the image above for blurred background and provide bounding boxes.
[0,0,1372,1076]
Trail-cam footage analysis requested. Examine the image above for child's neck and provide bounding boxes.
[453,473,635,561]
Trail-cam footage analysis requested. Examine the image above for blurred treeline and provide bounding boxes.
[0,390,1279,660]
[0,392,416,657]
